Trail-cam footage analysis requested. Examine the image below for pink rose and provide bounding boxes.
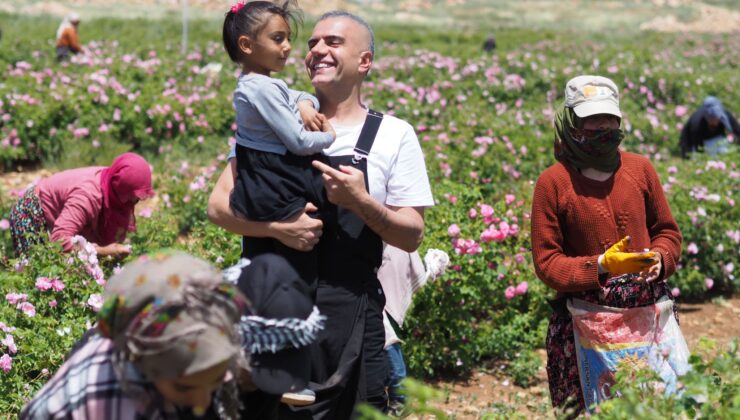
[480,227,505,243]
[509,224,520,236]
[0,354,12,373]
[465,240,482,255]
[705,278,714,289]
[515,281,529,295]
[35,277,53,292]
[49,300,58,308]
[1,335,17,354]
[686,242,698,255]
[87,294,104,312]
[5,293,27,305]
[51,279,65,292]
[468,208,477,219]
[480,204,494,218]
[498,221,510,237]
[491,229,506,242]
[504,286,516,300]
[505,194,515,205]
[671,287,680,297]
[0,219,9,230]
[17,302,36,317]
[448,224,461,238]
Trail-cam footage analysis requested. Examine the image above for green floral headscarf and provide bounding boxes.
[554,107,624,172]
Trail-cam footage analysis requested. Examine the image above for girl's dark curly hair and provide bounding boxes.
[222,1,302,64]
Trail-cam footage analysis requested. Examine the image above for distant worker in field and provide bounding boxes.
[531,75,682,417]
[679,96,739,158]
[482,33,496,52]
[56,13,82,62]
[8,152,153,258]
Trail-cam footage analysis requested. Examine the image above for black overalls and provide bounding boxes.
[282,110,389,419]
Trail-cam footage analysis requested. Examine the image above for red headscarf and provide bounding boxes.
[99,153,154,245]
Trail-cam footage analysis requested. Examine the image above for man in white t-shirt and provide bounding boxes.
[207,11,433,418]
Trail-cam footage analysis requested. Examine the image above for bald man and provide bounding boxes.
[208,11,433,418]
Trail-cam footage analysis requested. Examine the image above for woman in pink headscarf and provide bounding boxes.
[9,152,154,257]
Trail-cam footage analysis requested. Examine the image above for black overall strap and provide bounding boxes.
[352,109,384,164]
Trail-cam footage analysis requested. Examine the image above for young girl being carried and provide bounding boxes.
[223,0,335,290]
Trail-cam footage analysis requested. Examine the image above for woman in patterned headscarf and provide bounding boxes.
[21,252,248,419]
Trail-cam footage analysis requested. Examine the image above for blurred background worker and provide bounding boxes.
[56,13,82,62]
[679,96,739,158]
[482,33,496,52]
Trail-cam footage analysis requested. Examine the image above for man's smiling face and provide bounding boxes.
[304,17,372,91]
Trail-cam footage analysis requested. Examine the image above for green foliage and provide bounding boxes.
[0,240,109,414]
[508,349,541,388]
[593,339,740,419]
[357,378,448,419]
[662,155,740,299]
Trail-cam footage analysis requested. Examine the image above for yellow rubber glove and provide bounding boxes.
[598,236,658,275]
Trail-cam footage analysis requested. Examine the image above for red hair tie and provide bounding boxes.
[230,1,246,13]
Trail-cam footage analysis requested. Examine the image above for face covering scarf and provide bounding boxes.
[554,107,624,172]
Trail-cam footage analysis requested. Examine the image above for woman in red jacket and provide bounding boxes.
[55,13,82,62]
[9,152,153,257]
[530,75,682,416]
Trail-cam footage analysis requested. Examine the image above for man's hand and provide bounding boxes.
[312,161,368,211]
[598,236,659,275]
[271,202,323,251]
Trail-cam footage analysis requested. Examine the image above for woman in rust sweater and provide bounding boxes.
[531,75,682,416]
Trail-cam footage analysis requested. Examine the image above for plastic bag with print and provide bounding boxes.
[567,297,690,411]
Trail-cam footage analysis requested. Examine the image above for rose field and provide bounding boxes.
[0,8,739,419]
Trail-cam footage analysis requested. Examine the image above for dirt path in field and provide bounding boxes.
[428,296,740,419]
[0,167,49,208]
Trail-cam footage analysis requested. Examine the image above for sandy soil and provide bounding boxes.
[640,3,740,33]
[2,1,738,33]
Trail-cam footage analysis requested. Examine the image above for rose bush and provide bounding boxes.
[1,13,738,414]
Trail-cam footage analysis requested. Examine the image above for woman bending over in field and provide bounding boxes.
[9,152,153,258]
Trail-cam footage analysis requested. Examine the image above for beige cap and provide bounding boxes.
[564,75,621,119]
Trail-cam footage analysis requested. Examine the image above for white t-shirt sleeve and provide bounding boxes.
[385,124,434,208]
